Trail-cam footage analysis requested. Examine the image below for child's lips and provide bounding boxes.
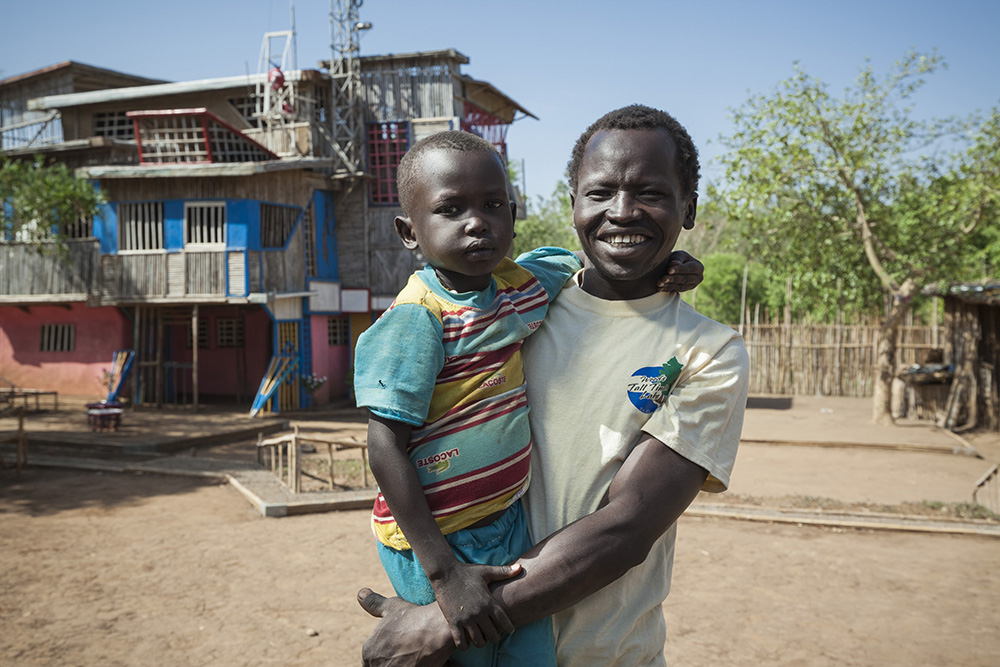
[465,241,495,257]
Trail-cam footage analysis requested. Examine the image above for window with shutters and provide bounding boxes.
[367,122,408,205]
[216,318,244,347]
[40,324,75,352]
[328,316,349,346]
[184,202,226,248]
[118,202,164,252]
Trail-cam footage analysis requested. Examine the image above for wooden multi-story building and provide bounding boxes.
[0,50,533,410]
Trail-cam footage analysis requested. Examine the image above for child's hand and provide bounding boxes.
[431,561,521,650]
[658,250,704,293]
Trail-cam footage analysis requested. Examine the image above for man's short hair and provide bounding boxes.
[397,130,505,216]
[566,105,700,198]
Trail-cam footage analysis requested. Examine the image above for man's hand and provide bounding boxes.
[657,250,704,292]
[358,588,454,667]
[431,562,519,650]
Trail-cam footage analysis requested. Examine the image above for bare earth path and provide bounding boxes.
[2,397,999,666]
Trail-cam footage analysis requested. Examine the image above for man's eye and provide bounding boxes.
[587,191,611,201]
[485,200,504,209]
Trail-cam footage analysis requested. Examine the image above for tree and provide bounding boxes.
[0,155,105,251]
[711,51,999,423]
[512,179,580,257]
[685,253,769,325]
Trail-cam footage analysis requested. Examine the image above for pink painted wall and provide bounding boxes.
[309,314,350,405]
[165,306,271,400]
[0,304,131,399]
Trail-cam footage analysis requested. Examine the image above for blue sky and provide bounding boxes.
[3,0,999,201]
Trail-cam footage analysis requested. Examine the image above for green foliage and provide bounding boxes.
[711,51,1000,320]
[684,253,770,324]
[0,155,105,249]
[512,179,580,257]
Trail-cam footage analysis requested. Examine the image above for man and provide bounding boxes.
[358,105,750,666]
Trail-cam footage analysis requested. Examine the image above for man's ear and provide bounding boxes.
[683,193,698,230]
[509,201,517,221]
[394,216,419,250]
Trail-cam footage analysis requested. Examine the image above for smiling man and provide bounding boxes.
[359,105,750,666]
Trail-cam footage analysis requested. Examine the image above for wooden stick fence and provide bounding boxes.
[737,310,942,398]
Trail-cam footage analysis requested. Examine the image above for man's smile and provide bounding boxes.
[598,232,650,248]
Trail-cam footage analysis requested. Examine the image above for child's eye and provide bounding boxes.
[435,205,459,216]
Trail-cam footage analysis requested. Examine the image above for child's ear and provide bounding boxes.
[394,216,419,250]
[683,194,698,230]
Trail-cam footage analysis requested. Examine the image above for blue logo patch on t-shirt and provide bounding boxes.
[626,359,684,413]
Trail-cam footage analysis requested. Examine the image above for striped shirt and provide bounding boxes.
[354,248,581,550]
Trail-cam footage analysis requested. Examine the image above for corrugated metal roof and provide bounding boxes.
[926,281,1000,306]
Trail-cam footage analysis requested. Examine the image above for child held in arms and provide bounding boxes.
[353,130,702,665]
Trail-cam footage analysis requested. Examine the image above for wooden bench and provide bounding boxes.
[258,425,369,492]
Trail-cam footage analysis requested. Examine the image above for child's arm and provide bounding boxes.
[658,249,703,292]
[366,413,519,651]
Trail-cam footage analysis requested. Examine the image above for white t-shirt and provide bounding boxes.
[522,278,749,666]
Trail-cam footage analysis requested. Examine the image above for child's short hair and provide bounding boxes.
[567,104,700,198]
[397,131,505,217]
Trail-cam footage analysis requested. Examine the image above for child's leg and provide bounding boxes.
[375,540,436,605]
[375,501,556,666]
[446,500,557,667]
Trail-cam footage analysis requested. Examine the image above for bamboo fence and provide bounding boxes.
[736,308,942,398]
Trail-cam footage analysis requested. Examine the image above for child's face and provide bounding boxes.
[395,149,515,293]
[571,128,697,300]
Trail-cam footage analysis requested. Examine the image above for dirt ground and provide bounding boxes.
[2,397,999,666]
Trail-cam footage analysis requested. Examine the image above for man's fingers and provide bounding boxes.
[452,626,468,652]
[357,587,389,618]
[466,623,487,649]
[481,562,522,583]
[492,605,515,635]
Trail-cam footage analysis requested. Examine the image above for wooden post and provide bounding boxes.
[155,307,164,407]
[292,424,301,493]
[835,277,843,395]
[327,443,336,490]
[739,263,748,337]
[17,408,26,475]
[192,305,199,414]
[784,276,793,394]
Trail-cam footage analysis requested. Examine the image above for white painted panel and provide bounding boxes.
[308,280,342,313]
[341,288,370,313]
[272,296,302,320]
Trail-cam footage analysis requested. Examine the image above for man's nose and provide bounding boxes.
[607,192,640,222]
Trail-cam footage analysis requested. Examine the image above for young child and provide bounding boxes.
[353,130,699,665]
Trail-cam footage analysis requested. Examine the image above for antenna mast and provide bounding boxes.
[329,0,369,177]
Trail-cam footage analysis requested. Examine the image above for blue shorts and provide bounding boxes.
[376,499,556,667]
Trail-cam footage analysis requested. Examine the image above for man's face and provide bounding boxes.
[572,128,696,300]
[395,149,515,293]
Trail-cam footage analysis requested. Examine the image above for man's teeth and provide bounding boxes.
[604,234,645,246]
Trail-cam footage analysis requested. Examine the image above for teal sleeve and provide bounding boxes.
[514,246,583,300]
[353,304,445,427]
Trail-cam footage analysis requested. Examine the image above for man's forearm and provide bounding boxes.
[492,437,708,626]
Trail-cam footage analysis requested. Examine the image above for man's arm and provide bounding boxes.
[359,434,708,664]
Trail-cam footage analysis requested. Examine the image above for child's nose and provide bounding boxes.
[465,215,488,234]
